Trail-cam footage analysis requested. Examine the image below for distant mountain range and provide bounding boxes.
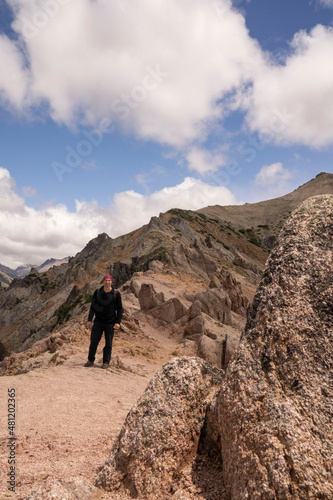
[0,257,70,286]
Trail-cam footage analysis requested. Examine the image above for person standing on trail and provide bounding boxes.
[85,275,123,369]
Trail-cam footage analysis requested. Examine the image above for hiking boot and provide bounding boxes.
[84,360,94,367]
[102,363,109,369]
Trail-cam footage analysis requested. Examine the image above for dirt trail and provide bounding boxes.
[0,327,179,499]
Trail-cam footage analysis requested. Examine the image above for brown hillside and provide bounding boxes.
[199,172,333,249]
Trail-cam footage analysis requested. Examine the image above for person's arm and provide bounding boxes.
[87,290,96,328]
[114,291,123,329]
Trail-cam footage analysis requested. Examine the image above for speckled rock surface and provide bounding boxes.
[24,478,102,499]
[96,357,224,499]
[219,195,333,499]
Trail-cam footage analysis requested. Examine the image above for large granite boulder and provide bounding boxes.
[218,195,333,499]
[96,357,224,499]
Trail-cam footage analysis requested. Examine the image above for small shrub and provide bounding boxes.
[195,213,207,220]
[54,295,83,326]
[249,236,261,247]
[49,353,59,363]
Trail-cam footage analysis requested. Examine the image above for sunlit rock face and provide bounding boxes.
[96,356,224,499]
[219,195,333,500]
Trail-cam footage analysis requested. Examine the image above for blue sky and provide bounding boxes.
[0,0,333,268]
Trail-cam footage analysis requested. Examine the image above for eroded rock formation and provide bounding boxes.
[138,283,187,325]
[135,269,249,369]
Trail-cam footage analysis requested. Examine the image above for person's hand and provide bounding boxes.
[114,323,120,330]
[87,321,92,330]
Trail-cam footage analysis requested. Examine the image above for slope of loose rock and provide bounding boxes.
[219,194,333,499]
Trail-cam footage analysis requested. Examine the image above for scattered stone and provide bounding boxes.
[215,268,249,316]
[198,335,222,367]
[148,260,164,272]
[188,300,202,319]
[129,279,141,297]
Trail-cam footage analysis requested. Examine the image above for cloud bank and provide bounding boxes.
[0,167,236,268]
[0,1,332,150]
[3,0,262,148]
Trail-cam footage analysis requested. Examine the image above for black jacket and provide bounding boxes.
[88,286,123,325]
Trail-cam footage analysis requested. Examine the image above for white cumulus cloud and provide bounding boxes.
[255,163,291,187]
[2,1,333,151]
[317,0,333,8]
[0,167,25,212]
[0,34,30,110]
[186,147,227,174]
[244,25,333,148]
[2,0,263,147]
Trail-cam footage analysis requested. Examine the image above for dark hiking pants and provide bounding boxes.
[88,322,115,365]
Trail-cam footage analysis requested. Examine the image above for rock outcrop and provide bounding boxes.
[219,195,333,499]
[138,282,188,325]
[210,268,250,316]
[138,283,165,310]
[96,357,224,499]
[165,242,218,278]
[192,288,232,324]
